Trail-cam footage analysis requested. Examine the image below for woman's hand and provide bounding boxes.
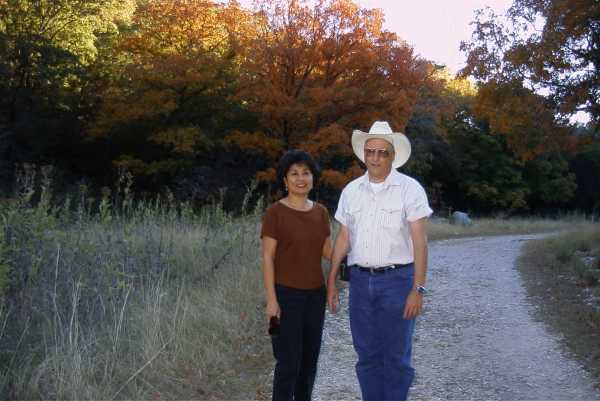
[266,300,280,320]
[327,278,339,314]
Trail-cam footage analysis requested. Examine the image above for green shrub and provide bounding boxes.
[555,246,572,263]
[573,260,600,287]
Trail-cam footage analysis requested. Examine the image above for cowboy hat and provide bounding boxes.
[351,121,411,168]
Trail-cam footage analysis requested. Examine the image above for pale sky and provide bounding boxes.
[238,0,514,73]
[354,0,513,73]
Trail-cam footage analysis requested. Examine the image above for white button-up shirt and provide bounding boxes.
[335,170,433,267]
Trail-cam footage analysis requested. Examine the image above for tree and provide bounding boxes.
[442,109,530,214]
[0,0,131,192]
[472,80,571,161]
[0,0,131,125]
[88,0,256,194]
[460,0,600,126]
[404,68,477,211]
[229,0,430,200]
[569,140,600,214]
[523,153,576,210]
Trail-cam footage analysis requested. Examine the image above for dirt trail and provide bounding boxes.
[314,235,600,401]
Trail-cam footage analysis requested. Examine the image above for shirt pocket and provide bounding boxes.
[345,205,363,230]
[381,206,405,230]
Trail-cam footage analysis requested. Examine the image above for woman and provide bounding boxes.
[261,149,332,401]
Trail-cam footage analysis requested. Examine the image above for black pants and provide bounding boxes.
[272,284,326,401]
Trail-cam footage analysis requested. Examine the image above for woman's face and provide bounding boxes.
[284,162,313,197]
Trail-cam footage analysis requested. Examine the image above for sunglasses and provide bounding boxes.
[268,316,280,336]
[364,148,392,159]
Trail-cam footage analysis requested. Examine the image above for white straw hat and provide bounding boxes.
[351,121,411,168]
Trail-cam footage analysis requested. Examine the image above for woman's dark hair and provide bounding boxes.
[276,149,320,191]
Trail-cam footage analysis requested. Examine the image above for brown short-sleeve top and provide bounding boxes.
[261,201,331,289]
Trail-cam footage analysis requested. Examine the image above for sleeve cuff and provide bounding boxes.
[407,207,433,222]
[334,211,348,226]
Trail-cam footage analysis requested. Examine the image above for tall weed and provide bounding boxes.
[0,168,266,399]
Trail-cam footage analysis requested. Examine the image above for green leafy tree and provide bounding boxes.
[0,0,131,124]
[439,107,530,214]
[409,69,578,214]
[0,0,131,192]
[523,154,576,210]
[569,141,600,214]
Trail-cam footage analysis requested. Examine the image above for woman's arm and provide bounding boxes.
[322,236,332,261]
[262,236,280,319]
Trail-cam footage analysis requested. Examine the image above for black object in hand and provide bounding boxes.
[339,256,350,282]
[268,316,280,336]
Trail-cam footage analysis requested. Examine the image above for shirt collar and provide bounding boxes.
[358,169,403,190]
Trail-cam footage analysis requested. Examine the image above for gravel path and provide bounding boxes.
[314,235,600,401]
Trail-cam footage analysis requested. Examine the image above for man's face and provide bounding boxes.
[364,138,394,180]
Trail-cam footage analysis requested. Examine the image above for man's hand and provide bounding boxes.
[406,217,428,320]
[403,290,423,320]
[327,278,339,314]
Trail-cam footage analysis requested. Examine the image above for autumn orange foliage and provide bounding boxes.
[88,0,431,186]
[224,131,284,160]
[473,81,569,162]
[87,0,259,175]
[91,0,238,135]
[320,163,364,190]
[227,0,429,187]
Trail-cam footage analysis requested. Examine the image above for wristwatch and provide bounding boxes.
[414,285,427,295]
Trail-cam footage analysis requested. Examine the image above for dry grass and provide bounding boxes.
[517,225,600,384]
[427,215,592,241]
[0,173,272,400]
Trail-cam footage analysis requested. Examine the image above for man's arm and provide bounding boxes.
[403,217,428,319]
[326,224,350,313]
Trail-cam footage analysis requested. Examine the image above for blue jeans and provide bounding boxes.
[349,265,416,401]
[271,284,326,401]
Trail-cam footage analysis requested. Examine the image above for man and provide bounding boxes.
[327,121,432,401]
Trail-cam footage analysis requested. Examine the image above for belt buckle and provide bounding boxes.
[360,266,377,274]
[360,265,395,274]
[371,266,390,274]
[380,264,396,273]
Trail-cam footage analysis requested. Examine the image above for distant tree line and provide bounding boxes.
[1,0,598,215]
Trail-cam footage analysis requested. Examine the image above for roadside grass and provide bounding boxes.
[1,168,597,400]
[427,215,591,241]
[517,226,600,384]
[0,172,271,400]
